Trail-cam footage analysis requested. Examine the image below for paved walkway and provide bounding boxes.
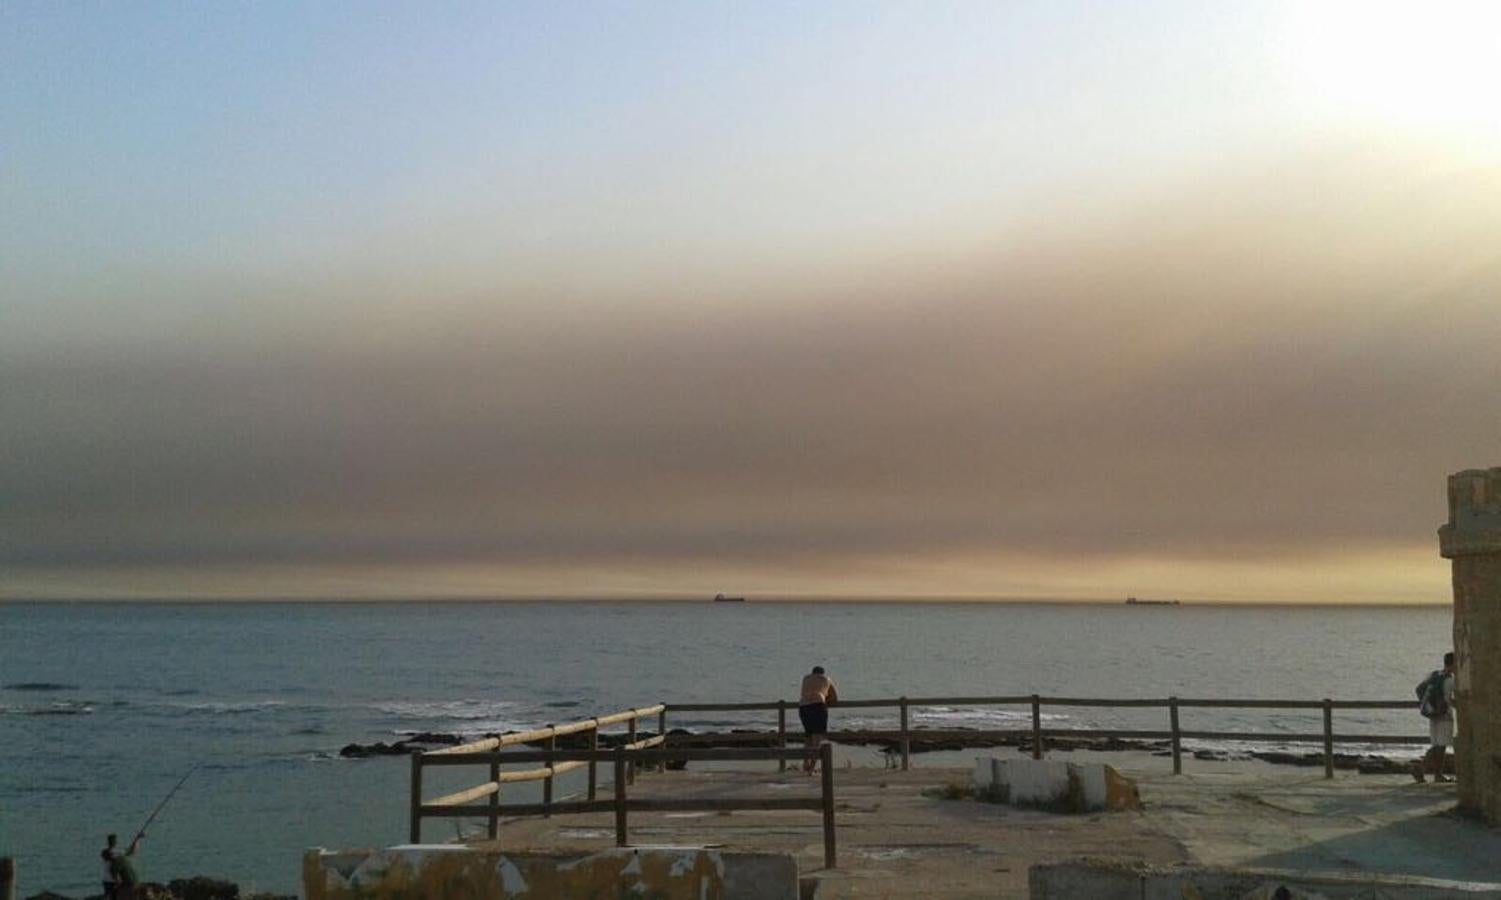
[476,752,1500,898]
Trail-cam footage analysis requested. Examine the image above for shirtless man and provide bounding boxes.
[799,666,839,773]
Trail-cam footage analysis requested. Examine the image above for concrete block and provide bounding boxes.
[1028,859,1143,899]
[1031,860,1501,899]
[973,758,1139,812]
[304,844,799,900]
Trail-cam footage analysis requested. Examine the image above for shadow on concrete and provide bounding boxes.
[1242,804,1501,884]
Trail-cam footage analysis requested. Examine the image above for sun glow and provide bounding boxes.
[1293,1,1501,142]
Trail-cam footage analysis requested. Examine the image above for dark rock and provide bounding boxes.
[26,891,74,900]
[340,731,469,757]
[401,732,462,746]
[1252,751,1307,766]
[1357,758,1409,775]
[339,741,400,758]
[167,876,238,900]
[664,728,692,770]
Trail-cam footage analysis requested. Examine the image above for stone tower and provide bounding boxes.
[1438,467,1501,822]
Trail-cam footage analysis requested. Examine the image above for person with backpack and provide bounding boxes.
[1413,651,1457,783]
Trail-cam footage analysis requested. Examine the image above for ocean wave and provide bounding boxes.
[911,705,1069,726]
[374,698,525,722]
[1,700,95,715]
[391,715,533,736]
[836,706,1069,731]
[10,783,90,794]
[169,700,292,715]
[3,682,80,691]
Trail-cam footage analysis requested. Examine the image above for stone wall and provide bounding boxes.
[1439,467,1501,823]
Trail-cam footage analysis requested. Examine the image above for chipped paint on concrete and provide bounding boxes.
[304,845,797,900]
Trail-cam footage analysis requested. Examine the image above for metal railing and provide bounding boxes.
[664,695,1422,778]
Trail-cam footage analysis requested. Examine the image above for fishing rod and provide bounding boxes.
[133,765,198,842]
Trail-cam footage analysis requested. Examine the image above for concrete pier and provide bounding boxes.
[1439,467,1501,823]
[448,751,1501,897]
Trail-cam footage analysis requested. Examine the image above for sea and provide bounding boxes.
[0,600,1449,896]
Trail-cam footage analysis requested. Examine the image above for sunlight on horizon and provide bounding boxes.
[1293,1,1501,145]
[2,2,1495,603]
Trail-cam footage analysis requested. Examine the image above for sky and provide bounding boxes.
[3,1,1499,602]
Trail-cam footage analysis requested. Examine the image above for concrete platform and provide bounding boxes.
[467,751,1500,898]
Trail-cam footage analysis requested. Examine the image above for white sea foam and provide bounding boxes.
[375,698,527,721]
[174,699,291,714]
[1,700,96,716]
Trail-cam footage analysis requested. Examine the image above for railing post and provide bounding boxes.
[1169,697,1182,775]
[628,715,638,784]
[408,751,423,843]
[487,755,500,839]
[777,700,788,772]
[658,706,668,772]
[543,728,555,817]
[820,742,837,869]
[614,747,629,847]
[899,696,911,771]
[1322,699,1335,779]
[588,721,599,800]
[1030,694,1043,760]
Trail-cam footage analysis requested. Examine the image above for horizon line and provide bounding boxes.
[2,594,1451,608]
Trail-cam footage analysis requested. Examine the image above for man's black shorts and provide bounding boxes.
[798,702,828,736]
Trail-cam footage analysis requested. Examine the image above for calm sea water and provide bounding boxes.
[0,601,1448,895]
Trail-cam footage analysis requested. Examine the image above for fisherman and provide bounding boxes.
[100,832,141,900]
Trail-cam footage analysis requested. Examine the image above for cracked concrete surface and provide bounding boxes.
[468,749,1500,898]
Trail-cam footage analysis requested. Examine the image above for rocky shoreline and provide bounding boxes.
[26,876,292,900]
[337,727,1429,775]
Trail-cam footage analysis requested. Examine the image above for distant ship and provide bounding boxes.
[713,593,746,603]
[1125,597,1180,606]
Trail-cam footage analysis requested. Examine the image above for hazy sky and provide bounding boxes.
[4,1,1498,601]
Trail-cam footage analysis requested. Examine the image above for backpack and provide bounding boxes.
[1416,670,1449,719]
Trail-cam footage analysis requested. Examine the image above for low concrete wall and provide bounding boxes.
[304,844,798,900]
[1030,859,1501,899]
[974,757,1140,812]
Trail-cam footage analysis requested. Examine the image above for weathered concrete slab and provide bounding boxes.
[353,749,1500,897]
[303,844,798,900]
[1030,859,1501,899]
